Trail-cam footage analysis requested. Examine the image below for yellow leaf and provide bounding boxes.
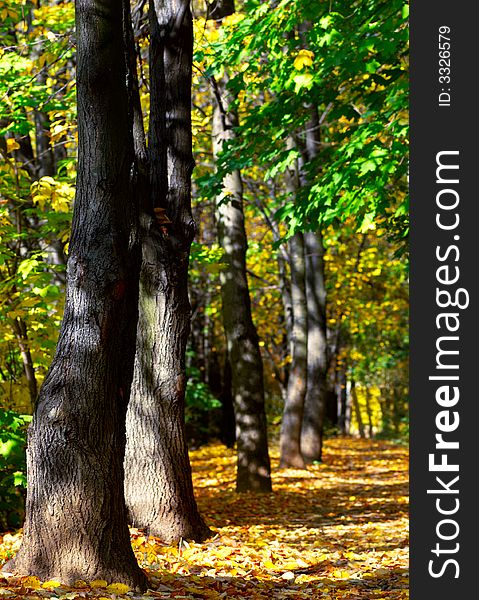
[293,73,314,93]
[294,49,314,70]
[22,576,41,589]
[332,569,350,579]
[90,579,108,588]
[295,558,309,568]
[40,176,56,187]
[42,580,62,589]
[6,138,20,153]
[263,560,275,569]
[215,547,234,559]
[222,13,245,27]
[106,582,130,594]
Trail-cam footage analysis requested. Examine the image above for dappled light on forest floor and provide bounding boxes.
[0,437,408,599]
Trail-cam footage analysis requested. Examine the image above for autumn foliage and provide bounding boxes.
[1,437,408,599]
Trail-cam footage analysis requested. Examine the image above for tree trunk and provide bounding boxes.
[11,317,37,412]
[326,387,339,427]
[301,230,328,463]
[280,231,308,469]
[351,380,366,438]
[295,104,329,463]
[4,0,147,588]
[338,365,350,435]
[277,249,293,399]
[124,0,211,542]
[365,387,374,438]
[210,0,272,492]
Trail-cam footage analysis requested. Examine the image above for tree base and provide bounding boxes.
[145,519,212,545]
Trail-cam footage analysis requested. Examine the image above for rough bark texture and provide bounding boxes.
[210,0,272,493]
[300,230,328,463]
[279,231,308,469]
[124,0,211,542]
[297,106,329,464]
[4,0,147,589]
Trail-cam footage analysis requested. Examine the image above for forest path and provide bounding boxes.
[1,437,408,599]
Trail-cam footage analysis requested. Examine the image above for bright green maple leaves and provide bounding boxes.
[195,0,408,240]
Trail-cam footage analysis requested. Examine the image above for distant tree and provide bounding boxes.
[208,0,272,492]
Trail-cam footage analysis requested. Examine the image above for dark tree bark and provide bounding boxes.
[209,0,272,492]
[279,230,308,469]
[326,386,339,427]
[298,106,329,463]
[124,0,211,542]
[300,230,328,463]
[4,0,147,589]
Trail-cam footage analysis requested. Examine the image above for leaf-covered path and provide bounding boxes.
[1,437,408,599]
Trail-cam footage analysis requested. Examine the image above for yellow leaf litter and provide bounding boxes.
[0,437,408,599]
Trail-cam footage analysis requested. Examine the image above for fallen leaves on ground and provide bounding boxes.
[0,437,408,599]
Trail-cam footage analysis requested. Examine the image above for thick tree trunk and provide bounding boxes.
[124,0,211,542]
[301,230,328,463]
[280,231,307,469]
[210,0,272,493]
[4,0,147,589]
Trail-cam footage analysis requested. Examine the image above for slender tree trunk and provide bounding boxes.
[365,387,374,438]
[280,230,307,469]
[351,380,366,439]
[338,365,350,435]
[209,0,272,492]
[301,230,328,462]
[297,105,328,463]
[278,250,293,399]
[124,0,211,541]
[378,385,391,434]
[326,387,339,427]
[11,318,37,411]
[4,0,147,588]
